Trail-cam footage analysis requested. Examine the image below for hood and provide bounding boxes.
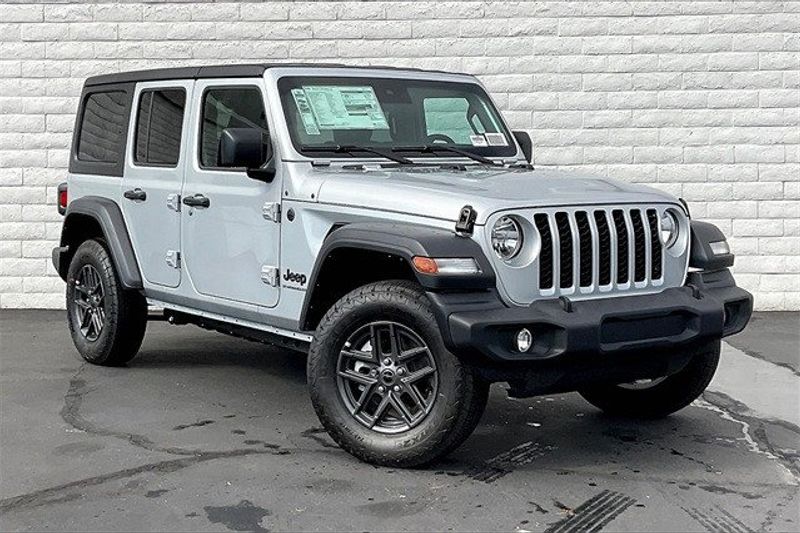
[314,166,679,224]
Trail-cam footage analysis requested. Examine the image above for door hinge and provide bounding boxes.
[167,193,181,212]
[260,265,279,286]
[166,250,181,269]
[262,202,281,222]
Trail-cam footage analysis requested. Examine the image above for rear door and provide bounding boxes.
[122,80,193,288]
[180,79,281,308]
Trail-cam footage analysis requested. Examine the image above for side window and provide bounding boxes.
[77,91,128,164]
[134,89,186,166]
[200,87,268,168]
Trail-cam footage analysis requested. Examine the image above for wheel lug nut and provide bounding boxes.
[393,385,400,392]
[370,369,377,376]
[383,358,392,365]
[377,386,385,393]
[397,368,405,375]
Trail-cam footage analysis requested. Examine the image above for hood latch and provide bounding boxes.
[455,205,477,236]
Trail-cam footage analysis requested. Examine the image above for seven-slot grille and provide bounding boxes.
[533,207,665,296]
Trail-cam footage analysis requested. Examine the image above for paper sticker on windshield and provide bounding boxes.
[296,85,389,131]
[485,133,508,146]
[470,134,488,147]
[291,88,320,135]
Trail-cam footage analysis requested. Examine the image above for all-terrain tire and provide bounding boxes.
[578,340,721,418]
[66,239,147,366]
[307,280,489,467]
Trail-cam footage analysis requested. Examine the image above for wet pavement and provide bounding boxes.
[1,310,797,532]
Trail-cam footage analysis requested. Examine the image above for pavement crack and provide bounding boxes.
[60,364,202,457]
[697,391,800,482]
[0,449,281,515]
[3,364,297,517]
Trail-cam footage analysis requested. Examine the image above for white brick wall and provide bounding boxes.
[0,0,798,310]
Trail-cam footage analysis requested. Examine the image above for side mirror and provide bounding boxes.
[512,130,533,163]
[218,128,275,182]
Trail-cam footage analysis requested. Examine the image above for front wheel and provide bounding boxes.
[578,339,721,419]
[66,239,147,366]
[307,280,488,467]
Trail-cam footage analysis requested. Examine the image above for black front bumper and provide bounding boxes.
[429,269,752,365]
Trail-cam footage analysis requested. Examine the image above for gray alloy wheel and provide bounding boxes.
[71,264,106,342]
[336,321,439,434]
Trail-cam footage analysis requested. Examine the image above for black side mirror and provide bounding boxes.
[218,127,275,182]
[512,130,533,163]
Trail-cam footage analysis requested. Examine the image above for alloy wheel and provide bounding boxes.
[72,264,105,342]
[336,321,439,434]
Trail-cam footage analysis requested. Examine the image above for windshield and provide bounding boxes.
[278,76,517,160]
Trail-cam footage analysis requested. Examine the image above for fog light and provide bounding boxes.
[516,328,533,352]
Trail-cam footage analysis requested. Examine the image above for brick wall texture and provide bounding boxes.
[0,1,798,310]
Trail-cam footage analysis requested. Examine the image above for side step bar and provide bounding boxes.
[146,300,312,353]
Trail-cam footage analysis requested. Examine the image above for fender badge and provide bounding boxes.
[455,205,476,236]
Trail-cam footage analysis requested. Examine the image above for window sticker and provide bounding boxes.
[293,85,389,133]
[485,132,508,146]
[470,134,488,147]
[291,88,321,135]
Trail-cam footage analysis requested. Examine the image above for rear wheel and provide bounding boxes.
[578,340,721,418]
[66,239,147,366]
[307,280,488,467]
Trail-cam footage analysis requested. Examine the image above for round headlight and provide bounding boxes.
[492,216,523,260]
[660,210,679,248]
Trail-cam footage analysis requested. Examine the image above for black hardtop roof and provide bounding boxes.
[84,63,469,87]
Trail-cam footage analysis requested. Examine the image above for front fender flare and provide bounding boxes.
[299,222,495,329]
[689,220,734,271]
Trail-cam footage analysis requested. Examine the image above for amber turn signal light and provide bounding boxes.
[412,257,480,276]
[412,256,439,274]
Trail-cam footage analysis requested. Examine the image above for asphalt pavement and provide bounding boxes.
[0,310,797,532]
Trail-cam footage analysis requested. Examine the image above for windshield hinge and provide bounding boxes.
[455,205,477,236]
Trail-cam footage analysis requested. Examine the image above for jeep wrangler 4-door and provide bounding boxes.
[53,64,753,467]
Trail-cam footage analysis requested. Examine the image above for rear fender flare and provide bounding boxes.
[56,196,142,289]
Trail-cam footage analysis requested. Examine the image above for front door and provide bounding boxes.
[121,80,192,288]
[181,80,281,308]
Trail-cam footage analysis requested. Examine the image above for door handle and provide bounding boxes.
[182,194,210,208]
[123,188,147,202]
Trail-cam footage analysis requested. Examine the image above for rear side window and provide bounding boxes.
[77,91,128,164]
[134,89,186,167]
[200,87,268,169]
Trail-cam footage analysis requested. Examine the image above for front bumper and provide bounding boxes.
[430,269,752,364]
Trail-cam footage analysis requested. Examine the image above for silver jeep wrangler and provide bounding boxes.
[53,64,752,467]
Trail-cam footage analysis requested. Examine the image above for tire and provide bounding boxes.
[578,339,721,419]
[66,239,147,366]
[307,280,489,467]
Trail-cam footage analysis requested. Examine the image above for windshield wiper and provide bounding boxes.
[301,145,414,166]
[392,145,502,166]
